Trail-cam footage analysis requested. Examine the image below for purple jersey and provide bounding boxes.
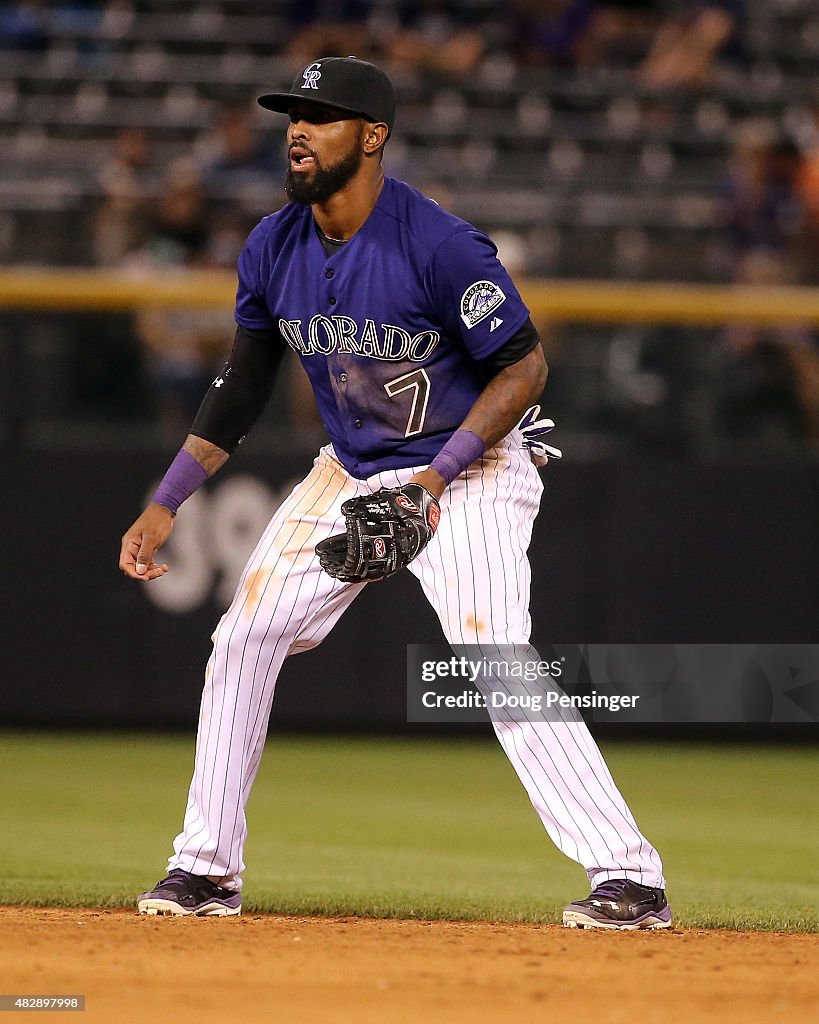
[235,176,530,477]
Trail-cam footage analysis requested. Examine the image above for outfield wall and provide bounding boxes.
[0,445,815,731]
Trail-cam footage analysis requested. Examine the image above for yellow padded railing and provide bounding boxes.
[3,268,819,324]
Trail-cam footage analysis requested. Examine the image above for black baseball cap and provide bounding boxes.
[258,56,395,133]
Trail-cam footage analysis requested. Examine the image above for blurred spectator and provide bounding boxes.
[638,0,745,89]
[204,214,250,273]
[717,249,819,457]
[718,120,802,273]
[601,325,703,457]
[509,0,599,69]
[713,122,819,454]
[92,126,155,266]
[133,158,210,268]
[199,101,283,193]
[574,0,659,70]
[283,0,376,62]
[122,161,230,439]
[793,105,819,286]
[386,0,486,77]
[507,1,665,73]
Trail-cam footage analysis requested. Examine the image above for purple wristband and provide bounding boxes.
[429,429,486,487]
[151,449,209,515]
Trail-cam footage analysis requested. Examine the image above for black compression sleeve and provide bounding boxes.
[190,324,287,453]
[480,317,541,376]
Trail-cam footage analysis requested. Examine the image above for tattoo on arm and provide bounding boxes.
[461,346,548,449]
[183,434,231,476]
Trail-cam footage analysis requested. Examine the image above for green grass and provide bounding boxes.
[2,733,817,931]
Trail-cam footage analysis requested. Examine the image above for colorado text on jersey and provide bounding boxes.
[278,315,440,361]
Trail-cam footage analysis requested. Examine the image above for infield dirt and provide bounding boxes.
[2,907,815,1023]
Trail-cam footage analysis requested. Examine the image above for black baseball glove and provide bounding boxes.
[315,483,441,583]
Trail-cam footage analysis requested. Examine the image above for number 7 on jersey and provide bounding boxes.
[384,368,431,437]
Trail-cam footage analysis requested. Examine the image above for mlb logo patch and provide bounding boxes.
[460,280,506,329]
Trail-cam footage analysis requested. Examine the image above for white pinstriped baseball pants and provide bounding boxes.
[168,436,666,892]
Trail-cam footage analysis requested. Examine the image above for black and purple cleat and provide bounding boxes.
[562,878,672,930]
[137,869,241,917]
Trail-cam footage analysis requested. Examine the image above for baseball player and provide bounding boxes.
[119,57,671,930]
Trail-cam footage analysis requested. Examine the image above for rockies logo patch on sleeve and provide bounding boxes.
[460,280,506,329]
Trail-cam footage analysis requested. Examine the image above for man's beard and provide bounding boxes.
[285,145,363,205]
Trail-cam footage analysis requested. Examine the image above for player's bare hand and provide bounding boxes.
[409,468,446,499]
[119,503,175,581]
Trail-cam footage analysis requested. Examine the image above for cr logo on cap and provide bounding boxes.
[301,62,322,90]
